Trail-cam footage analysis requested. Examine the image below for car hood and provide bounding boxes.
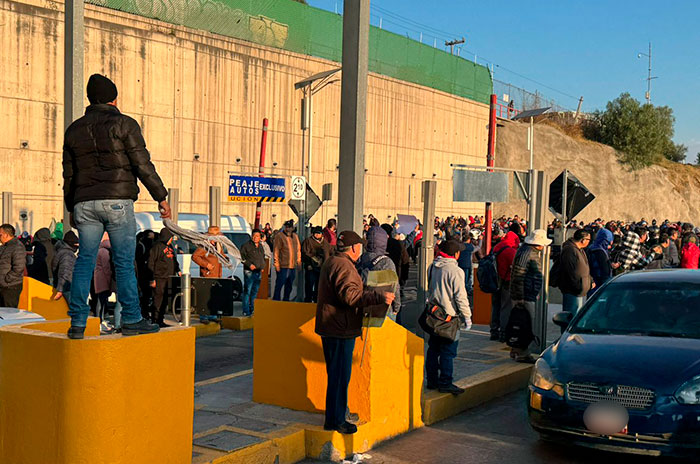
[546,333,700,394]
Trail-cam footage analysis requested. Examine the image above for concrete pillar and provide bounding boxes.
[168,188,179,223]
[209,186,221,227]
[63,0,84,234]
[414,180,436,333]
[2,192,12,225]
[337,0,370,233]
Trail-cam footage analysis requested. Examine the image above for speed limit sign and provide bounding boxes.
[290,176,306,201]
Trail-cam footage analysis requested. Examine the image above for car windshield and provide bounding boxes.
[571,282,700,339]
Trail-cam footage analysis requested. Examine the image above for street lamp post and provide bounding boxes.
[637,42,657,104]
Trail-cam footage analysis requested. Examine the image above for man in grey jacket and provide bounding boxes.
[425,240,472,395]
[0,224,27,308]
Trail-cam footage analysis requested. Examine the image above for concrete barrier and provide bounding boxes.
[0,320,195,464]
[253,300,424,460]
[18,276,69,320]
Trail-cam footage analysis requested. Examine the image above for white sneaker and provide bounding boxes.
[100,320,115,334]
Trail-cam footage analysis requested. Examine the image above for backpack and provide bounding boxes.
[476,247,505,293]
[505,303,535,349]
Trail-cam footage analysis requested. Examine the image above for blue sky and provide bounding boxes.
[308,0,700,161]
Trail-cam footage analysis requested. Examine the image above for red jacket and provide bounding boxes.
[492,231,520,281]
[681,242,700,269]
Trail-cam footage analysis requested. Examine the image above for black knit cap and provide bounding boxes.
[87,74,118,104]
[63,231,79,248]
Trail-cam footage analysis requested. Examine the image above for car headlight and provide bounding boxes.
[676,375,700,405]
[530,358,556,391]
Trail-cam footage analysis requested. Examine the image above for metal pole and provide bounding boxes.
[416,180,437,334]
[527,169,537,234]
[647,42,652,104]
[63,0,84,234]
[168,188,179,224]
[337,0,369,233]
[2,192,12,225]
[209,186,221,228]
[561,170,568,239]
[484,94,497,254]
[180,273,191,327]
[307,87,313,188]
[529,116,534,170]
[254,118,268,230]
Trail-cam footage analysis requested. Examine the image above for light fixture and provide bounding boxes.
[388,170,393,175]
[272,162,278,167]
[411,173,416,177]
[432,173,437,177]
[194,153,200,161]
[235,158,241,163]
[364,168,368,172]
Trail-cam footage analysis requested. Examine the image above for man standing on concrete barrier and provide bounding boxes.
[63,74,171,339]
[240,229,266,316]
[0,224,27,308]
[315,231,395,434]
[273,220,301,301]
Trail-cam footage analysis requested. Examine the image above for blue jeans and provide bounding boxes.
[562,293,584,314]
[242,270,262,316]
[426,334,459,387]
[273,268,295,301]
[321,337,355,428]
[68,200,142,328]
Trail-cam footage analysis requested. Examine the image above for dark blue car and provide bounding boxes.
[529,270,700,458]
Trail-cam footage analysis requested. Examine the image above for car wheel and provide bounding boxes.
[232,277,243,301]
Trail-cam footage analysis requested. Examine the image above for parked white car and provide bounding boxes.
[134,212,251,300]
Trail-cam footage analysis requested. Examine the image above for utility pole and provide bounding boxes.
[444,37,465,55]
[637,42,657,104]
[338,0,370,233]
[64,0,84,233]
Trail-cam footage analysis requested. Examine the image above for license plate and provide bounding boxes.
[583,401,629,435]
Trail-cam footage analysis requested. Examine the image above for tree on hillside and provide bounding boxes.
[696,152,700,165]
[586,93,685,169]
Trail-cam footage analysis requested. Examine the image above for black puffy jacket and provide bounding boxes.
[62,104,168,212]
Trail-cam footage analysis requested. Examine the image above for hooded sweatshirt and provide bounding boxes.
[427,256,471,320]
[586,228,613,287]
[680,241,700,269]
[148,229,180,280]
[492,231,520,281]
[358,227,401,314]
[52,240,78,293]
[28,227,55,284]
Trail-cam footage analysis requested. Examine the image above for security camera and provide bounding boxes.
[19,210,28,221]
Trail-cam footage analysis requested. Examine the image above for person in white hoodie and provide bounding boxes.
[425,239,472,395]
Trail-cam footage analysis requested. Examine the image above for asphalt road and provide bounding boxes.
[302,390,690,464]
[194,330,253,382]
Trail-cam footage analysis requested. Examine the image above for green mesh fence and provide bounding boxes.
[87,0,493,104]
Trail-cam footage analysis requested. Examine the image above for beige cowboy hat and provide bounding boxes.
[525,229,552,246]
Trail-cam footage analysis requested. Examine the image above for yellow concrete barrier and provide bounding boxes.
[221,315,254,331]
[0,321,196,464]
[18,276,69,320]
[253,300,424,460]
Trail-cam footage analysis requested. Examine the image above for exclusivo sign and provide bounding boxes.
[228,175,286,202]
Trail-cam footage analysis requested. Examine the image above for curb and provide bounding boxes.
[194,323,221,338]
[221,316,254,331]
[421,362,533,425]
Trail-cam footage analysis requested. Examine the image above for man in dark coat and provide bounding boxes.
[301,226,331,303]
[63,74,170,339]
[558,229,593,314]
[315,231,394,435]
[28,227,54,285]
[0,224,27,308]
[147,228,180,326]
[240,229,266,316]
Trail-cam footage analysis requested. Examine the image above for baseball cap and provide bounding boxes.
[337,230,366,247]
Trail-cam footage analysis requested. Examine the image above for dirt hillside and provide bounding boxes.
[494,120,700,223]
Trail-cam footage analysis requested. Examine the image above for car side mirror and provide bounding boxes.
[552,311,573,330]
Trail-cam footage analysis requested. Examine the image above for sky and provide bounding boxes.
[307,0,700,161]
